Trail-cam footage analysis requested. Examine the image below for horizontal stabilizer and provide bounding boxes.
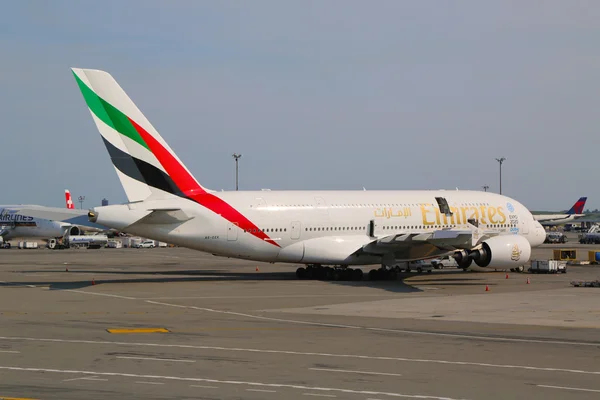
[126,208,193,227]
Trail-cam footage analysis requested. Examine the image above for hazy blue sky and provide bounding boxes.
[1,1,599,210]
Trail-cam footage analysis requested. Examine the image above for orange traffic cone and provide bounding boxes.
[526,277,530,285]
[65,267,69,272]
[505,273,509,279]
[255,266,259,272]
[92,278,96,286]
[485,285,489,292]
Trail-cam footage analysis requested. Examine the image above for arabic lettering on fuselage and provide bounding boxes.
[374,207,412,219]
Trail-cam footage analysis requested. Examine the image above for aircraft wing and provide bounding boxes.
[4,205,108,231]
[6,206,87,221]
[358,228,499,261]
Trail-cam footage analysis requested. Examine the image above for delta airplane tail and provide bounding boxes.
[566,197,587,215]
[71,68,209,203]
[65,190,75,209]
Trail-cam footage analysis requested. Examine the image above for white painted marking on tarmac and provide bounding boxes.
[117,356,195,363]
[64,375,107,382]
[0,350,19,353]
[0,365,469,400]
[364,326,600,347]
[310,367,402,377]
[144,301,600,347]
[135,381,164,385]
[190,385,219,389]
[247,389,277,393]
[303,394,336,397]
[0,336,598,376]
[537,385,600,393]
[146,300,363,329]
[66,290,137,300]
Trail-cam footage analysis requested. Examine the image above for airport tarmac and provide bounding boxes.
[0,245,599,399]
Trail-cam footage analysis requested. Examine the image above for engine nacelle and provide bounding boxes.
[469,235,531,268]
[68,226,82,236]
[453,249,472,269]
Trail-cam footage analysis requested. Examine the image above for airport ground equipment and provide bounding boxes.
[17,241,38,249]
[544,232,567,244]
[47,234,109,249]
[579,224,600,244]
[529,260,567,274]
[553,249,577,261]
[570,280,600,287]
[587,250,600,264]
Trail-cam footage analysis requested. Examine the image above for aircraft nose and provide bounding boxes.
[533,221,546,246]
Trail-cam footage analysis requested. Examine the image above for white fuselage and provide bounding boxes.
[534,214,583,226]
[0,212,69,240]
[93,190,546,265]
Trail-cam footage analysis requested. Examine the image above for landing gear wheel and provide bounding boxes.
[516,266,524,273]
[325,267,334,280]
[368,269,379,281]
[333,270,343,281]
[296,267,306,279]
[352,269,363,281]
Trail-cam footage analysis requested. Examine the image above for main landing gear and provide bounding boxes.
[296,264,364,281]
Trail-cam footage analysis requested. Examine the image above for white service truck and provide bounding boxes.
[529,260,567,274]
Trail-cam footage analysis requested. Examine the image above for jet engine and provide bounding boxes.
[61,225,82,236]
[69,226,82,236]
[467,235,531,268]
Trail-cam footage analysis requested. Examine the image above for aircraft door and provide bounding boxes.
[291,221,301,240]
[227,222,239,241]
[521,217,529,234]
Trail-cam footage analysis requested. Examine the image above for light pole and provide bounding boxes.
[78,195,86,209]
[482,185,489,192]
[495,157,506,194]
[232,153,242,191]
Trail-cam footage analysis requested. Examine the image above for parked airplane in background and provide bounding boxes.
[0,205,88,246]
[71,68,546,279]
[533,197,587,226]
[0,191,107,247]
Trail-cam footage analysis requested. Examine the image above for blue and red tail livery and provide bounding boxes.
[566,197,587,215]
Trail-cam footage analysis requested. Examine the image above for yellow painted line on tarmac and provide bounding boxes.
[107,328,170,334]
[0,397,39,400]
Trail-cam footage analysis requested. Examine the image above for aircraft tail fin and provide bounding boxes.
[65,190,75,209]
[566,197,587,215]
[71,68,209,203]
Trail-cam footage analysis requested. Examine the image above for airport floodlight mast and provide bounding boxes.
[232,153,242,191]
[482,185,489,192]
[495,157,506,195]
[78,195,86,209]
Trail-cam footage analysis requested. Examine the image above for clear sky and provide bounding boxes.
[1,1,599,210]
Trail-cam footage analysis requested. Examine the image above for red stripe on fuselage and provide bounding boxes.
[128,118,280,248]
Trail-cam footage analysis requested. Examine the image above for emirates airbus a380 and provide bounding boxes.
[71,68,545,280]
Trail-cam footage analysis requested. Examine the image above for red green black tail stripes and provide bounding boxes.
[73,68,279,247]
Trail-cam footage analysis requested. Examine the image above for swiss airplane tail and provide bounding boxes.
[71,68,210,203]
[566,197,587,215]
[65,190,75,209]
